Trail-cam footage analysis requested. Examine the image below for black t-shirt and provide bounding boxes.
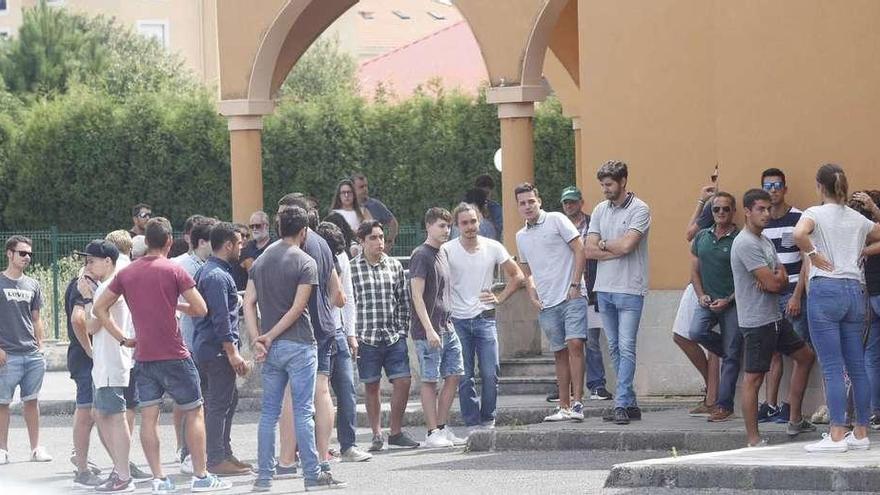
[408,243,452,339]
[64,277,92,378]
[234,240,269,291]
[865,254,880,296]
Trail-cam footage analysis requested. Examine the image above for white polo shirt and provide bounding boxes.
[515,211,580,308]
[90,271,135,388]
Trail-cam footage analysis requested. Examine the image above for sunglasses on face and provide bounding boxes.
[16,250,32,258]
[137,212,152,219]
[712,206,732,213]
[762,181,784,191]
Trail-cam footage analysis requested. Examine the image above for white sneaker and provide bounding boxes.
[442,427,468,446]
[570,401,585,421]
[479,419,496,429]
[180,454,193,474]
[30,446,52,462]
[424,430,454,448]
[804,433,848,453]
[844,431,871,450]
[543,407,573,422]
[0,449,8,465]
[340,446,373,462]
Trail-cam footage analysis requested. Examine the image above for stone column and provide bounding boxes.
[219,99,275,223]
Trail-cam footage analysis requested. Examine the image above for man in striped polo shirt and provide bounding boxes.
[758,168,813,424]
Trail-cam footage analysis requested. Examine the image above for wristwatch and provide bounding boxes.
[119,337,127,347]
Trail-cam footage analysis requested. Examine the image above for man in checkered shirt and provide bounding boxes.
[350,220,420,451]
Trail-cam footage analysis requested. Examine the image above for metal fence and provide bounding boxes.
[2,224,427,342]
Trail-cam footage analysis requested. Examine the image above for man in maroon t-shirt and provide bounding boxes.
[94,218,230,492]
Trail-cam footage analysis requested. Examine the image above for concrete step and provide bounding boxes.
[604,435,880,492]
[499,356,556,377]
[497,376,557,395]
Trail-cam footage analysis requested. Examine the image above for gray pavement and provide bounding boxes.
[0,411,669,494]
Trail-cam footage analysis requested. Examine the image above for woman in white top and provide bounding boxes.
[330,179,372,232]
[795,163,880,453]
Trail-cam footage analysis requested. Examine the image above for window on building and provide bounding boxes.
[136,20,169,48]
[0,0,7,13]
[358,10,374,20]
[392,10,410,20]
[427,11,445,20]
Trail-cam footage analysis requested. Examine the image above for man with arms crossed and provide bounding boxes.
[731,188,816,447]
[410,208,466,447]
[584,161,651,426]
[515,183,588,422]
[444,203,524,431]
[94,217,230,493]
[351,220,420,450]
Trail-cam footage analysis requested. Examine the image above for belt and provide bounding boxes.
[479,309,496,319]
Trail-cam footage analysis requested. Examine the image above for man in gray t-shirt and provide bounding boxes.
[584,161,650,425]
[730,189,815,448]
[0,235,51,463]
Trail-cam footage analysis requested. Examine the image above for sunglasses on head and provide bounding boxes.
[137,212,152,219]
[712,206,731,213]
[762,181,784,191]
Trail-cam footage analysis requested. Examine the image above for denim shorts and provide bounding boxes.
[73,374,94,409]
[0,350,46,405]
[415,331,465,382]
[356,337,411,384]
[316,336,337,376]
[538,297,588,352]
[134,357,203,410]
[94,386,127,415]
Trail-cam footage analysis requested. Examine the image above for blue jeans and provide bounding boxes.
[863,295,880,414]
[597,292,644,408]
[586,327,606,391]
[808,277,870,427]
[689,304,742,411]
[780,291,811,343]
[329,329,357,451]
[452,316,500,427]
[257,340,320,481]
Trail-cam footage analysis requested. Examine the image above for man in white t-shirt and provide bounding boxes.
[443,203,524,431]
[515,183,588,422]
[79,240,140,492]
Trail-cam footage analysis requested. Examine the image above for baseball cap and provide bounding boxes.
[560,186,582,203]
[74,240,120,263]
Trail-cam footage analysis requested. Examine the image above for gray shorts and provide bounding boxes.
[94,386,127,415]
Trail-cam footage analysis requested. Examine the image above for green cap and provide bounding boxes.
[560,186,582,203]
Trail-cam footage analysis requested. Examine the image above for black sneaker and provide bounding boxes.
[304,471,348,491]
[870,414,880,431]
[590,387,613,400]
[546,390,560,403]
[602,408,615,422]
[95,472,134,493]
[773,402,791,424]
[74,470,104,487]
[129,462,151,483]
[388,431,419,448]
[757,402,779,423]
[613,407,630,425]
[275,464,302,480]
[626,406,642,421]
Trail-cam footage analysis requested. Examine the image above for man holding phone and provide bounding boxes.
[689,192,742,423]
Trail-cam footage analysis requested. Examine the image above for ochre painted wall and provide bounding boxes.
[576,0,880,289]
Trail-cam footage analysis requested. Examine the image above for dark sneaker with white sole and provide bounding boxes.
[589,387,613,400]
[388,431,419,448]
[787,418,817,436]
[304,472,348,491]
[95,472,134,493]
[626,406,642,421]
[613,407,630,425]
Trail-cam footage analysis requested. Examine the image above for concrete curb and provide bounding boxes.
[605,463,880,492]
[466,428,823,453]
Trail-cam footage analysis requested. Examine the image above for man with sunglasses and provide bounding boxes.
[757,168,813,425]
[128,203,152,238]
[0,235,51,465]
[689,192,742,423]
[237,211,272,290]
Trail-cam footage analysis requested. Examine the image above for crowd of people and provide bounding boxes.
[0,162,879,493]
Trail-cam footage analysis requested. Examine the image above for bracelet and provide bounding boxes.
[805,248,818,257]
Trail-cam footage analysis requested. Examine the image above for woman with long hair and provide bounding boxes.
[795,164,880,452]
[324,211,359,258]
[330,179,371,232]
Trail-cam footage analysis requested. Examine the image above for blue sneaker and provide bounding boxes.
[190,473,231,492]
[253,479,272,492]
[757,402,779,423]
[773,402,791,424]
[151,477,176,495]
[275,464,302,480]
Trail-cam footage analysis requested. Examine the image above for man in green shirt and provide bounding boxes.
[689,192,742,423]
